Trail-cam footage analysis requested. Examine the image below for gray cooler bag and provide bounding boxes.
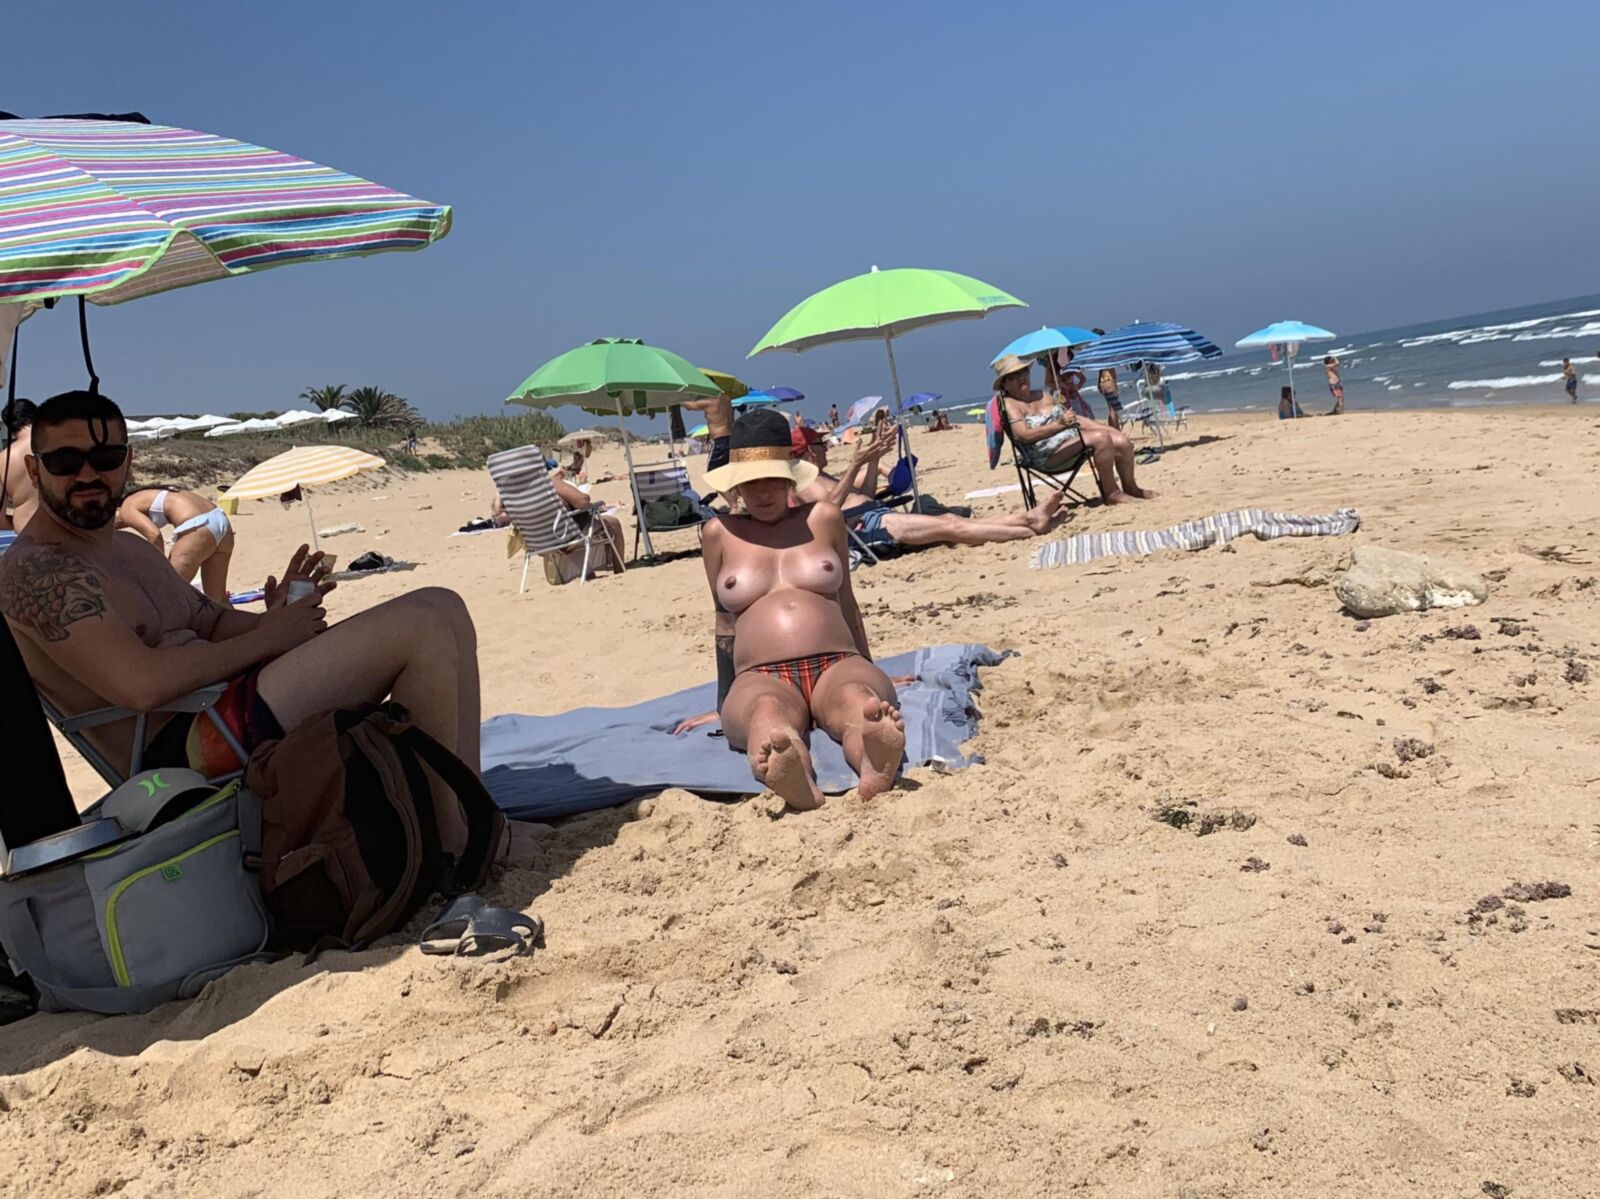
[0,773,272,1015]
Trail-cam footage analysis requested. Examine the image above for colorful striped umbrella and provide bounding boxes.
[0,116,452,307]
[228,444,386,547]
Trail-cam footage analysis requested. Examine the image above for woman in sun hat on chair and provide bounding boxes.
[700,409,905,811]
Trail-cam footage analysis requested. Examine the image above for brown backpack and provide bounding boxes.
[243,703,505,950]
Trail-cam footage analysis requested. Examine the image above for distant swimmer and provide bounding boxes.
[1563,357,1578,404]
[1324,355,1345,415]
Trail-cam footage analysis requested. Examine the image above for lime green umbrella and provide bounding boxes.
[507,338,719,558]
[749,266,1024,503]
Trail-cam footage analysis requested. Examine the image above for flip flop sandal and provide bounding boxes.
[457,909,542,957]
[418,894,487,955]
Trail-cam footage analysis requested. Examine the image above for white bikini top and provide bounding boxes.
[718,541,844,614]
[146,488,171,529]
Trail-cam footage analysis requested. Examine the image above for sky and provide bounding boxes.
[6,0,1599,425]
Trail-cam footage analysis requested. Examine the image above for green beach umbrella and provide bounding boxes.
[507,338,719,558]
[749,267,1025,503]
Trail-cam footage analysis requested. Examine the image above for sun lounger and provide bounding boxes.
[486,445,623,592]
[480,643,1005,821]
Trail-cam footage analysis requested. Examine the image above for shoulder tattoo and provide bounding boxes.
[0,544,109,643]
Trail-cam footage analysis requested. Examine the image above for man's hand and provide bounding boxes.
[671,710,721,736]
[256,591,327,655]
[855,424,898,462]
[263,544,337,608]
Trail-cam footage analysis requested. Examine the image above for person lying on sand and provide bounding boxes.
[700,410,905,810]
[994,355,1155,505]
[0,390,485,787]
[793,421,1067,551]
[118,487,236,603]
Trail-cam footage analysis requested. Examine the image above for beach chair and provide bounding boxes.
[629,459,717,561]
[39,686,247,790]
[994,398,1099,509]
[486,445,623,592]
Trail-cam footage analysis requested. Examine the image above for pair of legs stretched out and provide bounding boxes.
[720,652,904,810]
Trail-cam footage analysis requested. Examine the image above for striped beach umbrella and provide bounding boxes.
[0,113,451,390]
[227,444,387,547]
[1067,322,1222,370]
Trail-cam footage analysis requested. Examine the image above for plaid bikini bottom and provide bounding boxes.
[748,652,855,705]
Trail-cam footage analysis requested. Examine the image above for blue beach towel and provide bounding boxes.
[481,643,1004,822]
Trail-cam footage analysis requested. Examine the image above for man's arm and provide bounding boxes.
[680,397,714,414]
[0,545,315,711]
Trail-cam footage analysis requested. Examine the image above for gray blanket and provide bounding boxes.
[481,644,1004,821]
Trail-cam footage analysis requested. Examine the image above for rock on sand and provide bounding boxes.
[1334,545,1488,618]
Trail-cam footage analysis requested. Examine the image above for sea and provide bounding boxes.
[943,293,1600,420]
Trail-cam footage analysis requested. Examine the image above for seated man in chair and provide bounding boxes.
[0,391,485,786]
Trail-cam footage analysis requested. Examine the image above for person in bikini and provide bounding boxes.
[700,409,905,810]
[1096,367,1124,430]
[0,390,486,787]
[118,486,236,602]
[993,355,1154,505]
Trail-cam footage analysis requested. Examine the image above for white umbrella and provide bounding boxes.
[274,409,324,427]
[320,409,356,423]
[204,418,280,438]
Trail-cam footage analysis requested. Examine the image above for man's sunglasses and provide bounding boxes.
[35,444,130,477]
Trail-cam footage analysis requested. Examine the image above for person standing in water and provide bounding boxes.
[1324,356,1346,415]
[1563,358,1578,404]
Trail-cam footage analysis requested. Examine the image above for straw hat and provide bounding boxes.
[703,408,819,492]
[992,353,1032,384]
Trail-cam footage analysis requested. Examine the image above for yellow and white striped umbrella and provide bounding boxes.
[227,445,386,500]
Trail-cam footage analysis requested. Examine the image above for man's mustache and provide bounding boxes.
[67,483,110,498]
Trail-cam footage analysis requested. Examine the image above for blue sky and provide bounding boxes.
[7,1,1598,424]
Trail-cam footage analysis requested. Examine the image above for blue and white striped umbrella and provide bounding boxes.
[1068,321,1222,370]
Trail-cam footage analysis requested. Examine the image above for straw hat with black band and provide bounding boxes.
[992,353,1033,389]
[703,408,819,492]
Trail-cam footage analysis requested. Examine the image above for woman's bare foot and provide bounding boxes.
[853,699,905,800]
[1102,489,1135,505]
[1023,489,1065,533]
[1125,485,1158,499]
[754,727,825,810]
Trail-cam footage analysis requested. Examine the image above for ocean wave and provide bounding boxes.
[1447,374,1561,389]
[1511,321,1600,342]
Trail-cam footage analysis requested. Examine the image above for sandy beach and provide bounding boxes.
[3,405,1598,1197]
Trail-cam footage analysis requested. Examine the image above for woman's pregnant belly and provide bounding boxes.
[732,588,857,673]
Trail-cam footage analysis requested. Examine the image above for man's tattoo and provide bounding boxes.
[0,544,108,643]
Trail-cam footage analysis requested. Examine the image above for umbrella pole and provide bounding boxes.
[882,333,921,508]
[614,395,653,560]
[305,491,319,551]
[1286,343,1297,413]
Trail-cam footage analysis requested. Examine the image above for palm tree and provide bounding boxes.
[344,385,418,429]
[299,384,348,412]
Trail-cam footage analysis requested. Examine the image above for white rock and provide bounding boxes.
[1334,546,1488,618]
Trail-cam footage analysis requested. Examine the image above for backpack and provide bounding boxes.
[245,703,505,951]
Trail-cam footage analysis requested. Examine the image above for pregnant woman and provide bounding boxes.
[701,409,905,811]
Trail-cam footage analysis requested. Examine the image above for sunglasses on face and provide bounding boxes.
[35,444,130,477]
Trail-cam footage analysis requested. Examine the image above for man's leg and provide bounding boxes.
[258,587,481,771]
[881,494,1062,547]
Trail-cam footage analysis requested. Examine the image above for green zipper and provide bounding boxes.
[105,830,240,987]
[83,780,241,862]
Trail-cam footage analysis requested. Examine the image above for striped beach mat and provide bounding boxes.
[1030,507,1361,570]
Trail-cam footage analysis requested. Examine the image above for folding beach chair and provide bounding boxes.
[39,686,247,790]
[629,459,717,561]
[487,445,623,592]
[993,398,1099,509]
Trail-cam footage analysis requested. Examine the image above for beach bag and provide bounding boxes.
[244,703,504,951]
[0,771,273,1015]
[644,494,694,528]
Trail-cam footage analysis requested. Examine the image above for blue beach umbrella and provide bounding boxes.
[905,392,941,412]
[764,386,805,401]
[1236,320,1336,404]
[992,326,1102,365]
[1068,321,1222,370]
[842,395,884,427]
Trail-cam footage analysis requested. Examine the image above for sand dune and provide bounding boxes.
[3,408,1598,1197]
